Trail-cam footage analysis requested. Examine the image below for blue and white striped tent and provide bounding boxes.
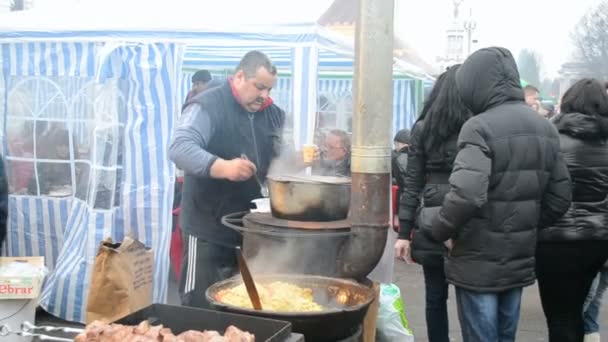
[0,40,182,322]
[0,0,429,323]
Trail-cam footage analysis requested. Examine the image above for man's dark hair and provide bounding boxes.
[560,78,608,117]
[393,129,411,144]
[192,70,211,83]
[328,129,351,154]
[236,51,277,78]
[524,85,540,94]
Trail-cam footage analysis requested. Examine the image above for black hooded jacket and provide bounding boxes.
[392,146,408,203]
[539,112,608,241]
[430,47,572,292]
[398,120,458,266]
[0,157,7,255]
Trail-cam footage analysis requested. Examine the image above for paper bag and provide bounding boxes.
[86,236,154,323]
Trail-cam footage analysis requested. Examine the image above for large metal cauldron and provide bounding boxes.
[267,175,351,221]
[206,274,374,342]
[222,212,351,276]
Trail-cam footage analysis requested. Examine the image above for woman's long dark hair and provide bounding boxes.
[418,71,448,122]
[418,65,472,151]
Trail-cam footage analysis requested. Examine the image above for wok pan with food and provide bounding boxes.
[206,274,374,342]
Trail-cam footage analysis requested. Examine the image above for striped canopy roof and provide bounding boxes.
[182,45,430,78]
[0,0,431,79]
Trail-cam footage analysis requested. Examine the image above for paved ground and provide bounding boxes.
[392,261,608,341]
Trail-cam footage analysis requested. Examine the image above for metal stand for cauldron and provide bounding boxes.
[336,326,362,342]
[220,212,374,342]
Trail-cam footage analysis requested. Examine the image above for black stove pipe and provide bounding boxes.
[336,0,394,279]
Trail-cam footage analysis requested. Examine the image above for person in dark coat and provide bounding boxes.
[394,65,471,342]
[391,128,410,195]
[429,47,572,342]
[184,69,212,103]
[169,51,285,309]
[0,156,8,255]
[391,128,410,233]
[535,78,608,342]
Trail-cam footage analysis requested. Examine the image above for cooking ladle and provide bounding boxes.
[235,246,262,310]
[240,154,269,197]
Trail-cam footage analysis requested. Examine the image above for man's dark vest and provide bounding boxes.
[180,81,284,246]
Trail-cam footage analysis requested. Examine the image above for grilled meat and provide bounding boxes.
[74,321,254,342]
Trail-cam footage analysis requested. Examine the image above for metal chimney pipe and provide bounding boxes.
[337,0,394,279]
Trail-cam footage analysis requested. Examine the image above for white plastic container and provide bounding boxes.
[0,257,46,342]
[251,198,271,213]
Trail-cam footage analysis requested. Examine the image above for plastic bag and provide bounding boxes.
[376,283,415,342]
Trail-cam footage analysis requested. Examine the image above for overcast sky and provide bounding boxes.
[297,0,602,78]
[395,0,603,78]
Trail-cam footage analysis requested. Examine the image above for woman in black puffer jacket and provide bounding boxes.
[536,78,608,342]
[0,156,7,255]
[394,65,471,342]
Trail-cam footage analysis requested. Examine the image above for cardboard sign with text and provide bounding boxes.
[86,236,154,324]
[0,257,45,299]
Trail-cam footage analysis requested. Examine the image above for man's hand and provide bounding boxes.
[210,158,257,181]
[312,146,321,163]
[444,239,454,251]
[394,239,412,264]
[299,145,321,167]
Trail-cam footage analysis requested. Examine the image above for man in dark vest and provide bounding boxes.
[169,51,285,308]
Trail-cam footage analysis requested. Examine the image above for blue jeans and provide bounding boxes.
[583,267,608,334]
[455,287,523,342]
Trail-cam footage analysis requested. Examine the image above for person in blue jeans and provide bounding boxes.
[428,47,571,342]
[395,65,471,342]
[583,264,608,342]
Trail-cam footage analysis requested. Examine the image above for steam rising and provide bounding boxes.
[240,130,352,277]
[267,147,303,177]
[244,232,346,277]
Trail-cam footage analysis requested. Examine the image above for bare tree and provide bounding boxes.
[572,1,608,79]
[517,49,543,88]
[551,79,561,98]
[538,78,562,100]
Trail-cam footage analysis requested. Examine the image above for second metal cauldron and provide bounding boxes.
[266,175,350,221]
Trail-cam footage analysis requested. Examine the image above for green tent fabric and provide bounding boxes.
[520,79,529,87]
